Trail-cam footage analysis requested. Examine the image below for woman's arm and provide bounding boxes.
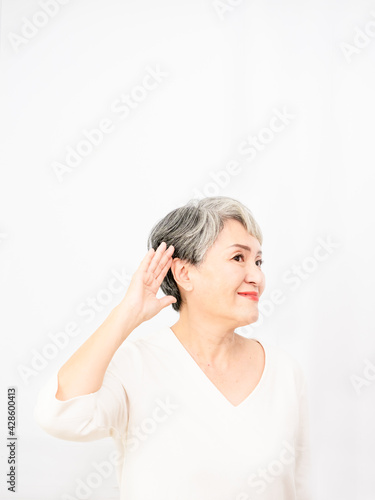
[34,242,177,441]
[55,304,139,401]
[55,241,176,401]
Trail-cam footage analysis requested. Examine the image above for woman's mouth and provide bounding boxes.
[238,292,259,302]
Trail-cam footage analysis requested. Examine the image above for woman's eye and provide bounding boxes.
[233,255,263,266]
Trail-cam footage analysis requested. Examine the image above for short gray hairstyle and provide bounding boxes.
[147,196,263,312]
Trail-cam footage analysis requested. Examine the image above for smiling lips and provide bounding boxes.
[238,292,259,301]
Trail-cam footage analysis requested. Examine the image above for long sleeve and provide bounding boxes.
[33,357,128,442]
[294,368,313,500]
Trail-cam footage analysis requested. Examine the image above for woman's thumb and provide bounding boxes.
[159,296,177,310]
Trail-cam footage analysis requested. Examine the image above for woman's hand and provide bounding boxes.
[117,242,177,326]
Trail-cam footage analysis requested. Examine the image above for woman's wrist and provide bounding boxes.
[110,302,142,340]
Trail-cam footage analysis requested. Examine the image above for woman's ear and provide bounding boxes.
[170,258,193,292]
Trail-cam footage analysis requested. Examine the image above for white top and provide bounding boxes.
[34,326,313,500]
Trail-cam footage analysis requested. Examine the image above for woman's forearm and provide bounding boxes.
[55,304,140,401]
[54,242,175,401]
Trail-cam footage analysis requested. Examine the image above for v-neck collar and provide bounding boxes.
[164,326,268,410]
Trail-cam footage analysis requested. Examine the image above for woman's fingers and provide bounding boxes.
[152,245,174,279]
[148,242,174,276]
[123,242,176,324]
[155,256,174,288]
[138,247,155,274]
[137,242,174,291]
[148,242,167,274]
[138,242,168,273]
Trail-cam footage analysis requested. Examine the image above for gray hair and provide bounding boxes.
[146,196,263,312]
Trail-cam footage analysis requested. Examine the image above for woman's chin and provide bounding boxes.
[235,311,259,328]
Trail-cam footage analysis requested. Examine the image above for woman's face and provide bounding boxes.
[182,218,265,328]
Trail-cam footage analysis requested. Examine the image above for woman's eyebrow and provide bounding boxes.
[228,244,262,256]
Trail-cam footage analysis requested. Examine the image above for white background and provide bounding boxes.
[1,0,374,499]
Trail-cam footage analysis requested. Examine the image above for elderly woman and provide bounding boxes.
[34,196,312,499]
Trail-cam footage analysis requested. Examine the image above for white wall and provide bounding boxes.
[1,0,374,498]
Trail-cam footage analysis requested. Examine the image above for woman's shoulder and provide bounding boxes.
[249,337,307,383]
[117,325,170,353]
[110,325,171,368]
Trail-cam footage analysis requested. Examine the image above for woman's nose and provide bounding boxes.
[244,263,263,284]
